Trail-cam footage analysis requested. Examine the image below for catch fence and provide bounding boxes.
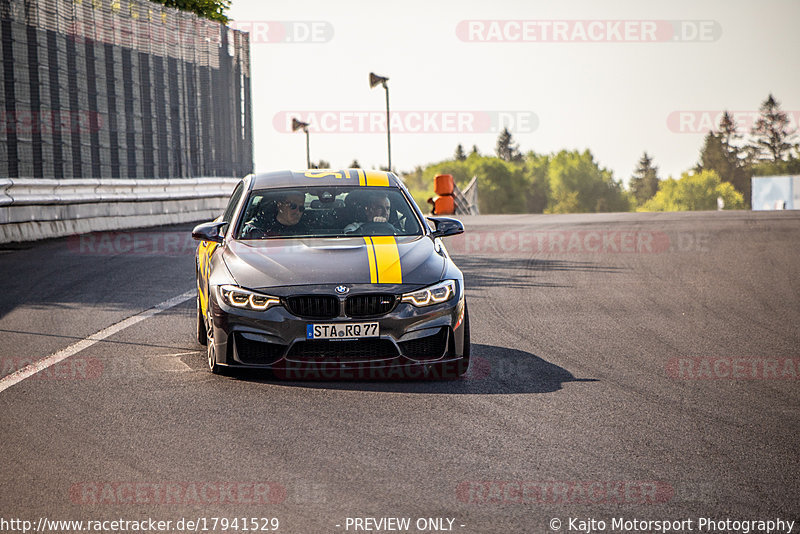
[0,0,252,179]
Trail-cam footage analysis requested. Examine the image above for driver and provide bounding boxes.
[343,192,395,234]
[242,191,309,238]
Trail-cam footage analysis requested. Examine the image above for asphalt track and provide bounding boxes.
[1,211,798,534]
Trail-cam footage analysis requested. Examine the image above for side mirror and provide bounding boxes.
[192,221,226,243]
[427,217,464,238]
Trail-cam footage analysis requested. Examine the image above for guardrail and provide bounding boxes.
[0,177,239,244]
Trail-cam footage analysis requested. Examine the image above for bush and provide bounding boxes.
[639,170,745,212]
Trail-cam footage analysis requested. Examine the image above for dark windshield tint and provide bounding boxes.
[236,186,423,239]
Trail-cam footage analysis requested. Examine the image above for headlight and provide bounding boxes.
[401,280,456,307]
[218,285,280,311]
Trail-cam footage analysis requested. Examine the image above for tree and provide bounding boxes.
[718,110,743,156]
[470,158,528,213]
[750,94,797,162]
[696,111,752,205]
[629,152,660,206]
[349,160,361,169]
[524,152,550,213]
[149,0,231,23]
[495,128,523,162]
[750,157,800,177]
[310,159,330,169]
[471,145,480,156]
[639,170,744,212]
[545,150,631,213]
[454,144,466,161]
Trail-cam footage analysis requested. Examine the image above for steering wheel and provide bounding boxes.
[358,222,399,236]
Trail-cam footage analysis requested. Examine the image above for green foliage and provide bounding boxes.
[495,128,523,162]
[696,128,751,206]
[470,157,528,213]
[523,152,550,213]
[695,100,800,207]
[149,0,231,23]
[310,159,330,169]
[454,144,466,161]
[639,170,744,212]
[750,158,800,176]
[401,149,631,215]
[750,94,797,162]
[546,150,632,213]
[629,152,660,206]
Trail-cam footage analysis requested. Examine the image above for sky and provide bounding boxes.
[227,0,800,185]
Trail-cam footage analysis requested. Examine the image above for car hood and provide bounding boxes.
[223,236,446,290]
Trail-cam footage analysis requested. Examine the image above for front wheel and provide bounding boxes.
[207,339,223,375]
[205,303,223,375]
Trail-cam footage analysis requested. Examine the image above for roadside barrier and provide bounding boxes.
[0,177,239,243]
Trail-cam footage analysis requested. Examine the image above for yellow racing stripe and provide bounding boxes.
[358,169,366,186]
[364,237,378,283]
[364,170,390,187]
[369,236,402,284]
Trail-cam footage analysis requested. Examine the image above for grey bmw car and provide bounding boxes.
[192,169,469,379]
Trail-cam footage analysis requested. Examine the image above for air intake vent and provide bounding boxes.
[345,294,397,318]
[399,328,448,360]
[287,339,398,361]
[234,333,286,365]
[285,296,339,319]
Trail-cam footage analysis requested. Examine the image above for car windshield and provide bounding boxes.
[235,186,424,239]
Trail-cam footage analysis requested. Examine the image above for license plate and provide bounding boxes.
[306,322,379,340]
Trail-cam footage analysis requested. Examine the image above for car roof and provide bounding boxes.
[249,169,403,190]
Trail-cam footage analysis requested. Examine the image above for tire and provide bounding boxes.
[206,308,223,375]
[196,293,207,346]
[207,341,223,375]
[203,290,224,375]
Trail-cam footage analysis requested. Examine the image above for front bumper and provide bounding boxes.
[207,283,468,379]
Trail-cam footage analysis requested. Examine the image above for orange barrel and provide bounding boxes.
[434,174,454,196]
[433,195,455,215]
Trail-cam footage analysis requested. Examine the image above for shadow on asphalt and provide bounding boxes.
[452,255,626,290]
[0,224,198,321]
[225,344,597,395]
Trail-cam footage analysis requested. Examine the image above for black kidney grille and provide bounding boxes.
[345,294,397,317]
[399,328,448,361]
[285,296,339,319]
[234,333,286,365]
[287,339,398,361]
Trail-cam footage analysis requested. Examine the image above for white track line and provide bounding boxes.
[0,290,195,394]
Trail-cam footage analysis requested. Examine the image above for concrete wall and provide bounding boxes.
[0,177,239,243]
